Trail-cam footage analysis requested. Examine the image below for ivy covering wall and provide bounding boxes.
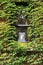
[0,0,43,65]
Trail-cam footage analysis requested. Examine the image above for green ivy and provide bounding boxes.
[0,0,43,65]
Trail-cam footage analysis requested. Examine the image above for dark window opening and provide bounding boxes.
[15,2,28,6]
